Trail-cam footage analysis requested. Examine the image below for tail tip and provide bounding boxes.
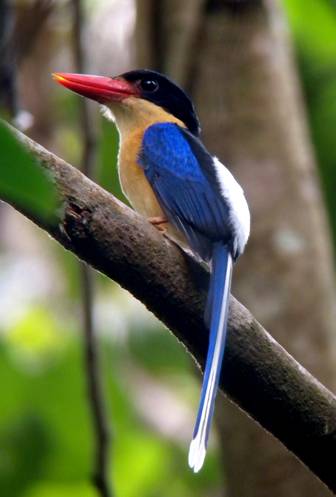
[188,437,207,473]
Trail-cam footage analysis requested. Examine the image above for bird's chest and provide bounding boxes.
[118,131,163,218]
[117,130,188,248]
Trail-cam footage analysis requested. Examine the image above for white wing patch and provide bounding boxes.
[212,157,250,257]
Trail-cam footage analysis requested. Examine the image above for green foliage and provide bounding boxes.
[97,117,128,203]
[128,326,191,375]
[0,122,58,223]
[0,307,220,497]
[24,482,96,497]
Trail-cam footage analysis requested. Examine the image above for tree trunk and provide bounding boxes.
[136,1,336,496]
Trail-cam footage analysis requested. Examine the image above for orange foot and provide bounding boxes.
[148,216,168,232]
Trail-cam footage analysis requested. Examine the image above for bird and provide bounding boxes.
[53,69,250,472]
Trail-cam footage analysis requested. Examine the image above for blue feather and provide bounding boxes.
[138,122,237,472]
[188,244,232,472]
[138,123,232,260]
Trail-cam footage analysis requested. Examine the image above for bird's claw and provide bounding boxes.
[148,216,168,232]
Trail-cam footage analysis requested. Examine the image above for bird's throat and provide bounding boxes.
[110,96,182,216]
[109,98,187,247]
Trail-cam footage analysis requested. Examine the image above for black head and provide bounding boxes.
[120,69,201,137]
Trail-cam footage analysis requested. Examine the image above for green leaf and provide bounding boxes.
[97,117,128,203]
[284,0,336,60]
[0,121,58,222]
[23,481,97,497]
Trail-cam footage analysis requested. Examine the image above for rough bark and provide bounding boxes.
[2,125,336,493]
[136,1,336,496]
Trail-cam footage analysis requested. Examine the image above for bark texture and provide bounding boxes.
[2,125,336,493]
[136,1,336,496]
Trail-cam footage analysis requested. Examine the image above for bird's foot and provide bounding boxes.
[148,216,168,232]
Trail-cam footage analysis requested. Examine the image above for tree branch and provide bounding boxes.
[4,125,336,492]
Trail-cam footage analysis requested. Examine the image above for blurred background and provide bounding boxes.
[1,1,336,496]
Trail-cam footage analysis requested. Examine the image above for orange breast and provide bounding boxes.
[118,128,188,247]
[119,129,163,217]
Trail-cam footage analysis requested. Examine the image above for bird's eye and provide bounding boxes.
[139,78,159,92]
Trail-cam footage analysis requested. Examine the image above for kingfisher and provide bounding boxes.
[53,69,250,472]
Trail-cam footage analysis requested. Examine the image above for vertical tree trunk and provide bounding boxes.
[136,1,336,496]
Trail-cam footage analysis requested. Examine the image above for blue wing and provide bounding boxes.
[138,123,233,261]
[139,122,236,472]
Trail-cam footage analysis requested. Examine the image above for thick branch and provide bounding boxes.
[4,126,336,492]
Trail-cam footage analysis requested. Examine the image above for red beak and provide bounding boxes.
[52,72,139,103]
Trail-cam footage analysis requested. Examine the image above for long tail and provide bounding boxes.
[188,243,232,473]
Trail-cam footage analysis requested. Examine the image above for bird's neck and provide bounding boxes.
[102,97,190,250]
[107,97,185,204]
[106,96,185,143]
[101,97,186,216]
